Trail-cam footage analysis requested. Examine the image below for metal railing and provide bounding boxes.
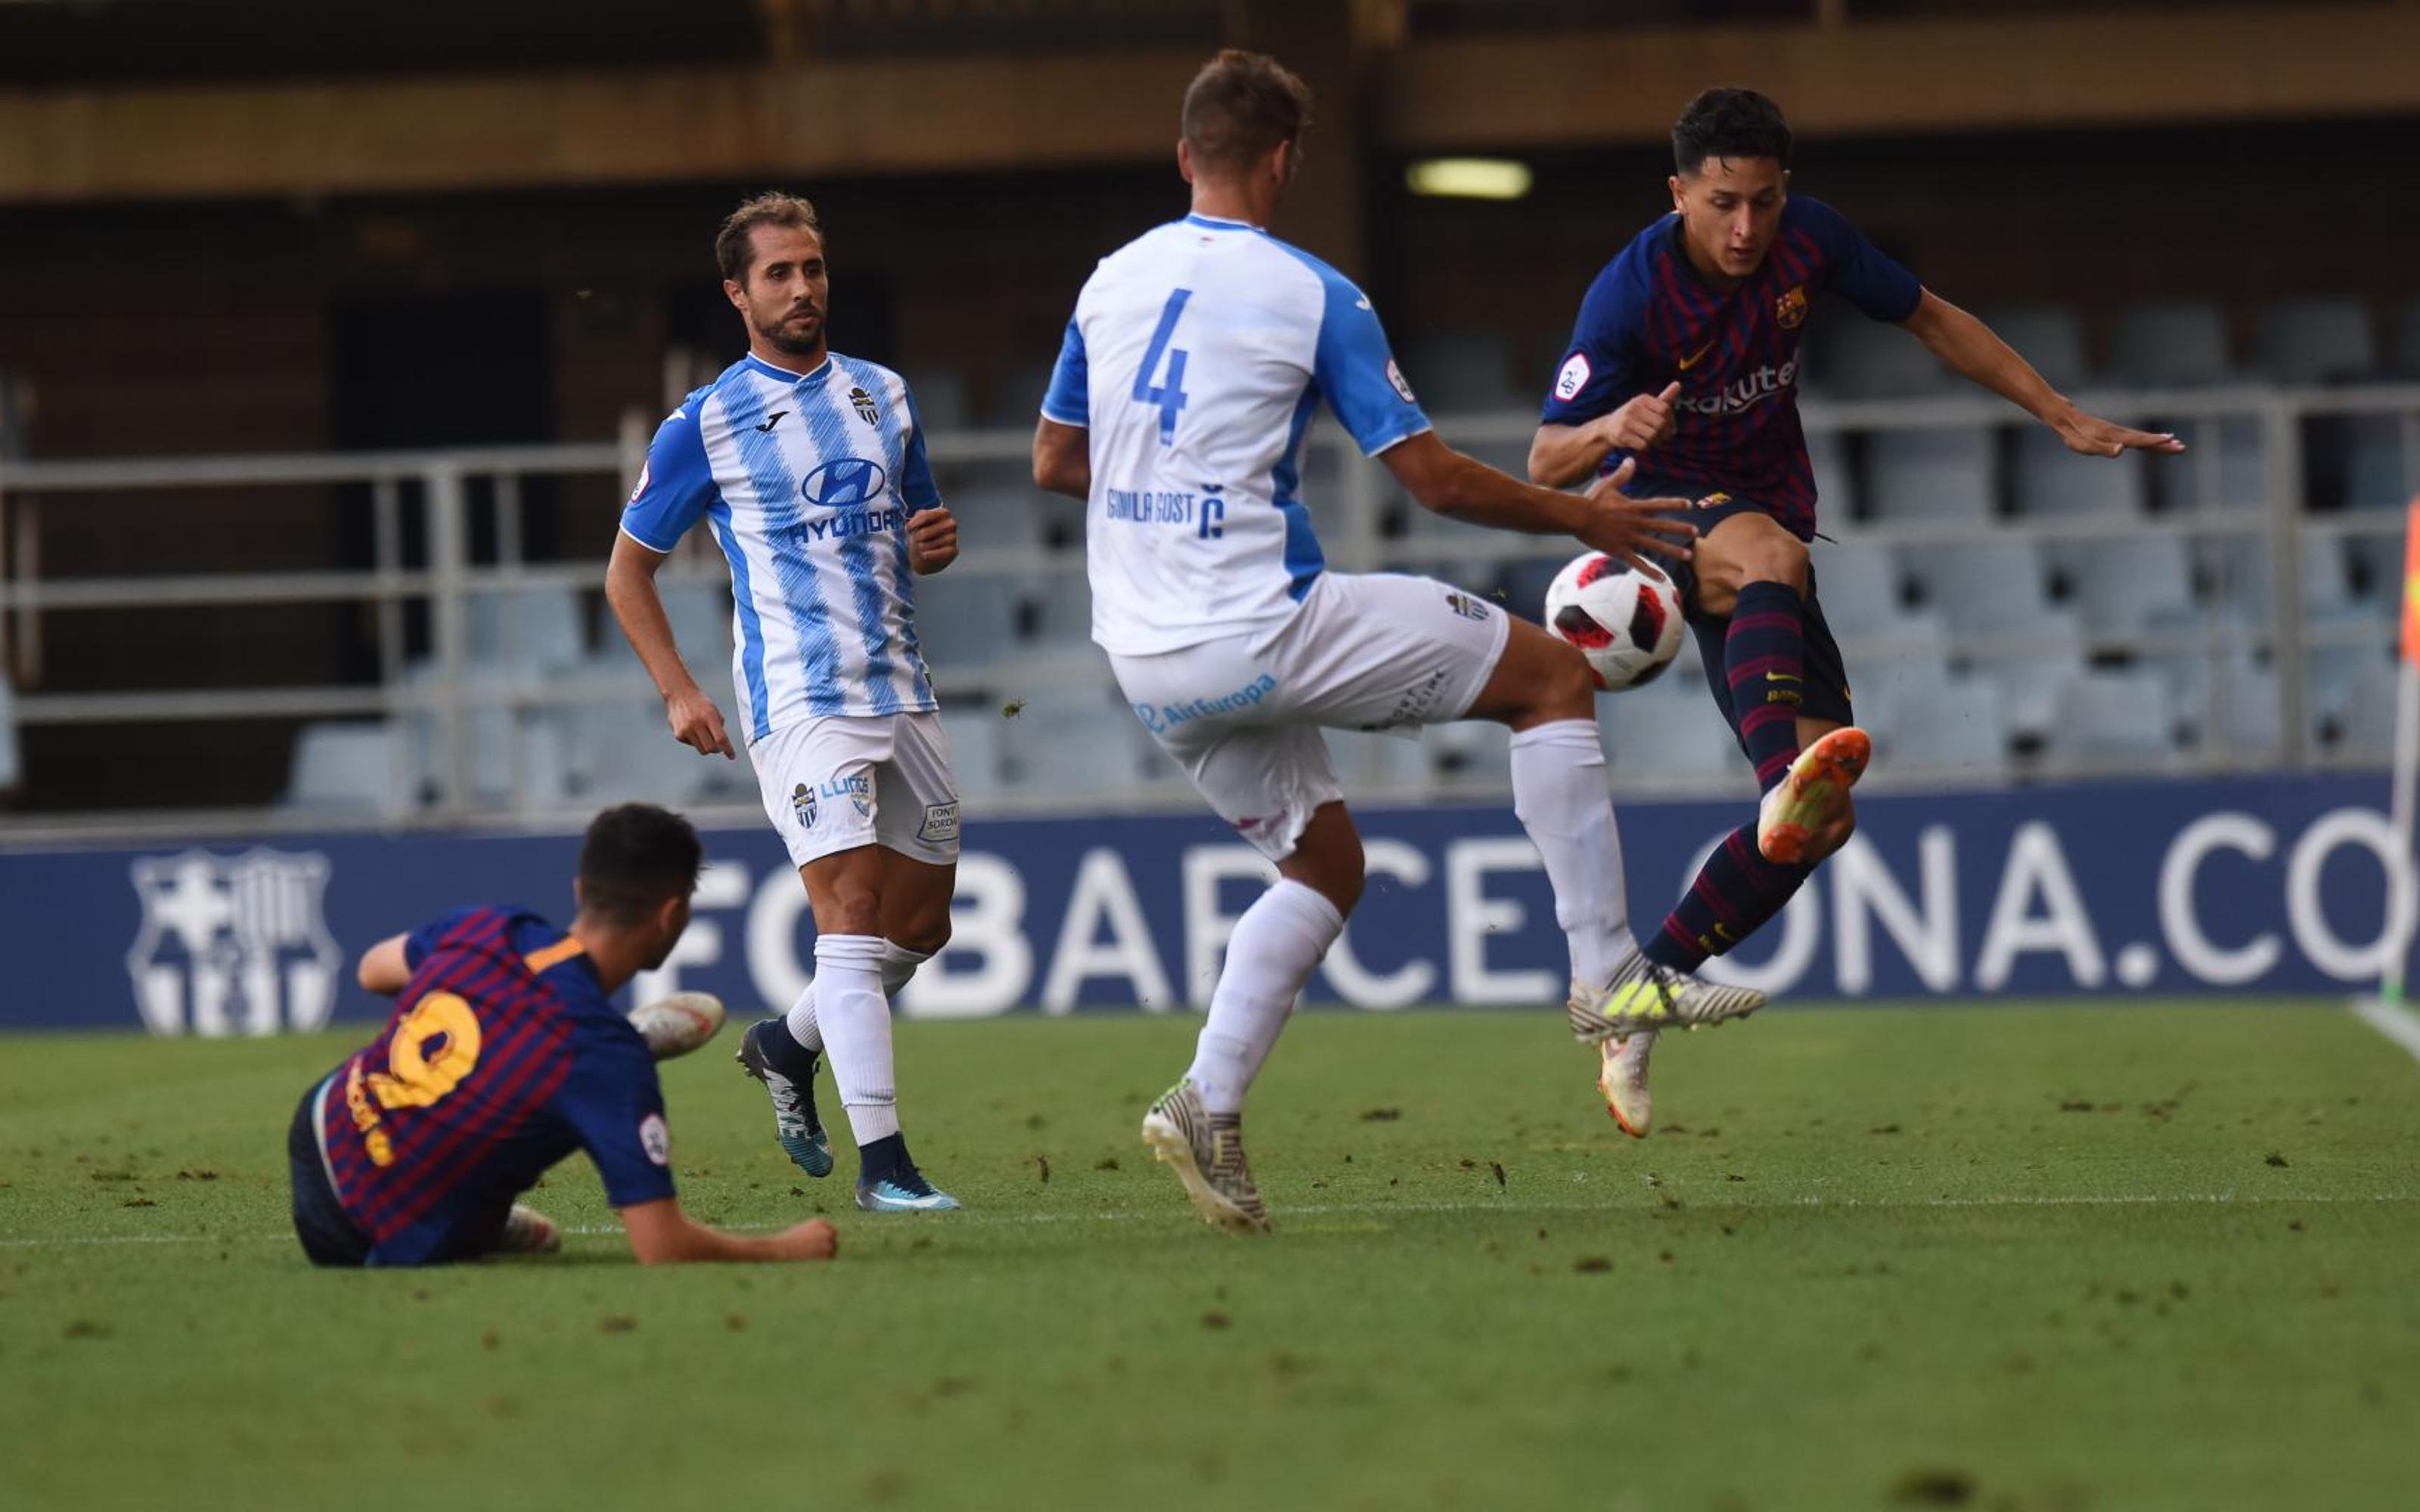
[0,382,2414,835]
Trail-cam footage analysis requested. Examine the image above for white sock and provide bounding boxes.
[1509,719,1639,990]
[811,933,901,1145]
[786,938,932,1053]
[1187,879,1345,1116]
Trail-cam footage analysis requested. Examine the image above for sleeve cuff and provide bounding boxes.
[618,523,677,555]
[1361,420,1433,459]
[1039,402,1089,428]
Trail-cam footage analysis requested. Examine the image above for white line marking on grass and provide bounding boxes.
[10,1191,2418,1250]
[2350,995,2420,1067]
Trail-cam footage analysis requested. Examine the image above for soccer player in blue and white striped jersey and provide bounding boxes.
[607,194,964,1213]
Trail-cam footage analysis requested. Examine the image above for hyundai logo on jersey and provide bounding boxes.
[802,457,889,508]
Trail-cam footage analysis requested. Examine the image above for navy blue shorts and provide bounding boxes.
[1656,490,1856,748]
[288,1080,371,1268]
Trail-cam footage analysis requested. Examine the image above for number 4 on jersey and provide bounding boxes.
[1132,289,1193,445]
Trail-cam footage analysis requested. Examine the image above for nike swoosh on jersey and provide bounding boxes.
[1677,340,1718,370]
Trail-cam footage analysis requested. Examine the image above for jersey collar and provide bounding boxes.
[1182,212,1264,234]
[743,351,832,386]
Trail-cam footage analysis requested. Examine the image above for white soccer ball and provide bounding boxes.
[1543,553,1685,691]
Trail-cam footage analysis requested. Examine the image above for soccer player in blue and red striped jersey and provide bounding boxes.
[1530,88,2182,1135]
[285,804,838,1267]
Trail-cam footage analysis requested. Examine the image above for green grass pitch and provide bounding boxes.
[3,1002,2416,1510]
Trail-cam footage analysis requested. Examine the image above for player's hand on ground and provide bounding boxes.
[664,685,736,759]
[907,507,958,575]
[2055,407,2185,457]
[774,1218,839,1261]
[1595,381,1682,454]
[1575,458,1696,573]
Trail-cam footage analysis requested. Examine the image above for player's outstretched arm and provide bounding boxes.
[604,532,735,760]
[1384,432,1696,572]
[356,934,411,995]
[1903,290,2184,458]
[619,1198,839,1265]
[1032,417,1091,500]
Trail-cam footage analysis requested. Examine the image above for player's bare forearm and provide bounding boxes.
[605,534,701,701]
[1390,432,1586,534]
[1527,423,1609,490]
[1032,417,1092,500]
[355,934,411,995]
[1904,290,2183,457]
[621,1198,839,1264]
[1904,290,2068,425]
[607,533,735,758]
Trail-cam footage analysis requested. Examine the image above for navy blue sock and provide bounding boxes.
[755,1016,818,1077]
[1642,823,1812,972]
[858,1132,911,1185]
[1726,581,1807,795]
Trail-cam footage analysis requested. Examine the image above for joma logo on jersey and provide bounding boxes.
[124,849,342,1036]
[801,458,889,508]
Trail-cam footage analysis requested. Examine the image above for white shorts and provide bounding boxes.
[1109,572,1509,861]
[751,712,962,870]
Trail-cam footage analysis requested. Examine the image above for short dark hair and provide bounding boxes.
[1672,88,1792,177]
[577,804,703,925]
[1181,49,1312,175]
[715,191,823,286]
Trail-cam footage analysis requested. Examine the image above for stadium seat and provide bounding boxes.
[656,581,731,666]
[1978,304,2090,391]
[1604,682,1742,781]
[2109,302,2235,387]
[283,722,408,816]
[948,482,1053,556]
[1863,662,2009,776]
[916,572,1025,670]
[567,699,717,805]
[2254,298,2378,385]
[2342,416,2413,510]
[2012,428,2147,520]
[1909,540,2051,635]
[0,674,17,792]
[2069,534,2196,639]
[1024,567,1097,650]
[2304,617,2391,733]
[1807,429,1857,519]
[2043,670,2182,766]
[1866,427,1996,522]
[1002,687,1152,796]
[1814,314,1952,398]
[2329,654,2402,756]
[1399,329,1522,414]
[1964,611,2086,739]
[1810,541,1908,635]
[938,699,1007,801]
[1430,719,1512,789]
[2161,417,2267,512]
[468,586,588,673]
[1326,727,1435,793]
[2222,534,2353,621]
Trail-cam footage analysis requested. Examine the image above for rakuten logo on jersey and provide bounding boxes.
[1677,358,1798,418]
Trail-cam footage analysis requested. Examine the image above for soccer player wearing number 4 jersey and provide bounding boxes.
[1033,51,1762,1235]
[1529,89,2183,1135]
[286,805,839,1267]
